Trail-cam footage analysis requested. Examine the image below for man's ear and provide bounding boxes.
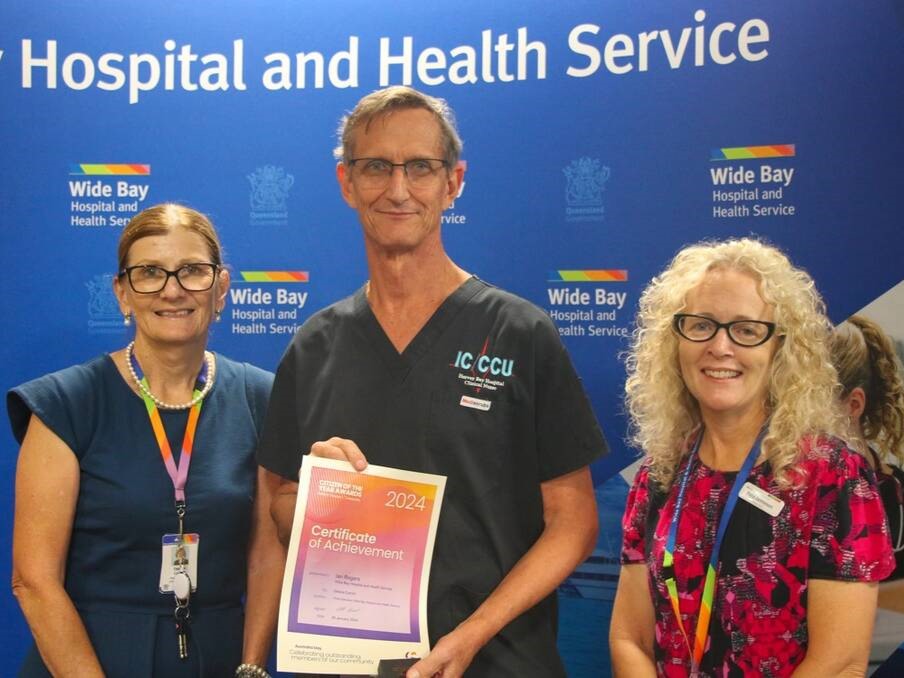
[443,161,465,209]
[337,161,356,208]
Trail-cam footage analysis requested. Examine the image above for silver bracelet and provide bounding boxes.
[235,663,272,678]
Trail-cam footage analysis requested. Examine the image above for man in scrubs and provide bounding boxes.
[257,86,607,678]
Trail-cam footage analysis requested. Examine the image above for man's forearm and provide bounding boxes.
[270,481,299,546]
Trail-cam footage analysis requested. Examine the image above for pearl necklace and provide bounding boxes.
[125,341,215,410]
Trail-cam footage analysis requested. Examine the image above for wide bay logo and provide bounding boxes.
[86,273,124,333]
[69,163,151,227]
[709,144,797,219]
[564,157,609,222]
[248,165,294,226]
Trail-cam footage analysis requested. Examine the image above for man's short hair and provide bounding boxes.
[334,86,463,167]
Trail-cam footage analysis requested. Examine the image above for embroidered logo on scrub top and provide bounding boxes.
[450,337,515,395]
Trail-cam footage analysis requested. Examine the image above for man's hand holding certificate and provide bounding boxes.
[277,455,445,675]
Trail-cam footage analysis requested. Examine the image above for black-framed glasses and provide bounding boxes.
[673,313,777,347]
[348,157,448,189]
[119,263,220,294]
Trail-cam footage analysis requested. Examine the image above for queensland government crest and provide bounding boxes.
[248,165,295,226]
[86,274,124,333]
[564,157,610,222]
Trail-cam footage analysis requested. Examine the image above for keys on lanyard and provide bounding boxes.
[174,598,191,660]
[173,500,192,660]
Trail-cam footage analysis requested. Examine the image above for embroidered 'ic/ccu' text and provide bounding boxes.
[453,350,514,377]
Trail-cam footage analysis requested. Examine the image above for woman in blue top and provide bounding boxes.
[8,204,281,677]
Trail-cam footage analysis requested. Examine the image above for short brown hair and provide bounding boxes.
[117,203,223,271]
[333,86,462,167]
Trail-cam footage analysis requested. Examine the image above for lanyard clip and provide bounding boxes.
[175,500,186,536]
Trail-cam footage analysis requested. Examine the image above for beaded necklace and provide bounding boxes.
[125,341,214,410]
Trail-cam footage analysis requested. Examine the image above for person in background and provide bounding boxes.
[610,237,894,677]
[254,85,607,678]
[830,314,904,668]
[9,203,281,677]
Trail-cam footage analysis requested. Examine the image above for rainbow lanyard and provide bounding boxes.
[663,427,766,672]
[129,352,208,516]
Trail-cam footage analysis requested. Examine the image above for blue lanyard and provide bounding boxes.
[663,426,767,668]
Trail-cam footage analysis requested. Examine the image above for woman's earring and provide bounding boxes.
[123,312,132,326]
[215,309,222,323]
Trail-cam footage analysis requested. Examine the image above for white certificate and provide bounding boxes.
[277,456,446,675]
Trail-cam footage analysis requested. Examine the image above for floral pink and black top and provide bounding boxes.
[621,435,895,677]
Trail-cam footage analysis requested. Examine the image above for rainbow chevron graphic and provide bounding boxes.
[548,270,628,282]
[69,163,151,175]
[710,145,795,161]
[239,271,309,282]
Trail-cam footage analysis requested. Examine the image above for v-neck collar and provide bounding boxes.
[353,276,484,374]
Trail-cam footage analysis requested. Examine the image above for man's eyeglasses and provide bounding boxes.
[119,263,220,294]
[673,313,777,347]
[348,157,448,189]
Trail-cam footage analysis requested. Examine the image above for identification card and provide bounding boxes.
[159,533,200,593]
[739,482,785,517]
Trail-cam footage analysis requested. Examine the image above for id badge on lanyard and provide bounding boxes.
[131,349,208,660]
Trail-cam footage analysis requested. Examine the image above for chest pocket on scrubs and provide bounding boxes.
[426,388,513,503]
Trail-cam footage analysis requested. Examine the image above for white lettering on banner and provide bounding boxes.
[231,288,272,305]
[710,162,798,219]
[68,174,149,228]
[16,14,772,102]
[276,289,308,308]
[116,182,149,200]
[547,288,626,309]
[567,10,768,77]
[230,288,307,308]
[711,165,793,187]
[22,39,247,104]
[379,28,546,86]
[546,282,631,339]
[262,38,358,90]
[70,180,112,198]
[228,284,311,337]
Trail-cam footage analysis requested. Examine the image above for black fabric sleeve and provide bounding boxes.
[255,342,303,481]
[533,315,608,481]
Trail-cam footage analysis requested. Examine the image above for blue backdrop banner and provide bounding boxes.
[2,2,903,674]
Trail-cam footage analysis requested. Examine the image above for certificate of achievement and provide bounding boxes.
[277,456,446,675]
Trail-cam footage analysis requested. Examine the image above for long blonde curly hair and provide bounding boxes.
[624,238,851,489]
[831,314,904,464]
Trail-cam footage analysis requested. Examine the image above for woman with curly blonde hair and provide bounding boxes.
[610,238,894,677]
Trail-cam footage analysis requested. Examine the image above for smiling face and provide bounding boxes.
[114,226,229,350]
[678,268,778,429]
[337,107,462,255]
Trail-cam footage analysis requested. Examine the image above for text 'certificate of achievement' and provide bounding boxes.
[277,456,446,675]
